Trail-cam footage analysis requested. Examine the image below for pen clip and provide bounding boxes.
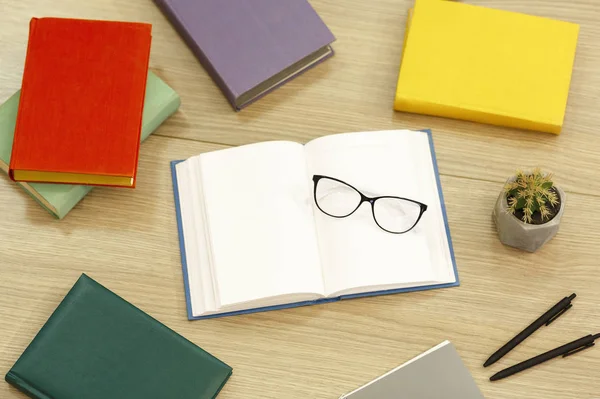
[546,304,573,326]
[563,342,595,358]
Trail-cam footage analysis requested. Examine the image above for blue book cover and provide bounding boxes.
[171,130,459,320]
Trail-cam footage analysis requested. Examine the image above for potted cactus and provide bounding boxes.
[492,168,565,252]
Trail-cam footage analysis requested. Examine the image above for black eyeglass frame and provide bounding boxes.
[312,175,428,234]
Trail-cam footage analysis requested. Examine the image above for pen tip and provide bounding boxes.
[490,375,499,382]
[569,293,577,300]
[483,359,492,368]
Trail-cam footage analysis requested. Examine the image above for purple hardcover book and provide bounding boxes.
[154,0,335,110]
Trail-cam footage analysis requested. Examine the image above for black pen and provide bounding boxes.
[484,293,576,367]
[490,333,600,381]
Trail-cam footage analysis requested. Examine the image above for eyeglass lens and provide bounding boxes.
[314,177,422,233]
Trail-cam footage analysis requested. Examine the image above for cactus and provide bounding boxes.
[504,168,559,224]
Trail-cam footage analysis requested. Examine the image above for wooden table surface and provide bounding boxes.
[1,1,599,398]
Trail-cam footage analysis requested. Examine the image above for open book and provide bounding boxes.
[171,130,458,320]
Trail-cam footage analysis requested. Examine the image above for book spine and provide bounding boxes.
[8,18,38,179]
[5,371,52,399]
[153,0,239,110]
[211,370,233,399]
[130,25,154,190]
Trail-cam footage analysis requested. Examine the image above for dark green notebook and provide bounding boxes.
[5,274,232,399]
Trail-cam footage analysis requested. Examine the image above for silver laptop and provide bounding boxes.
[340,341,485,399]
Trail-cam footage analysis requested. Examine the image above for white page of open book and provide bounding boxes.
[176,160,217,316]
[409,132,456,286]
[198,141,325,308]
[304,130,453,296]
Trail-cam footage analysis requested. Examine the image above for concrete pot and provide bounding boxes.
[492,185,566,253]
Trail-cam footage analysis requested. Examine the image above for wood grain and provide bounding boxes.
[1,1,600,398]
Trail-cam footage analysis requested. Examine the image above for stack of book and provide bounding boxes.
[0,17,181,218]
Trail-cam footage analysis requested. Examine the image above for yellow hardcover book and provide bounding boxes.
[394,0,579,134]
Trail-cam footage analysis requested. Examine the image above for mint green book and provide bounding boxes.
[0,71,180,219]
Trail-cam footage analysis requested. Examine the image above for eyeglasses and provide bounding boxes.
[312,175,428,234]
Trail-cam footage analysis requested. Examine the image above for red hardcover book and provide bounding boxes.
[9,18,152,188]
